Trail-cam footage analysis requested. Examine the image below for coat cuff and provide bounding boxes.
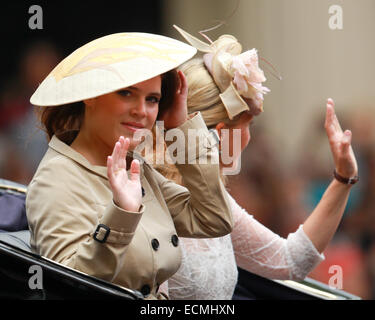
[165,112,219,164]
[92,201,144,245]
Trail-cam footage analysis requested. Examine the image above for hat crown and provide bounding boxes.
[30,32,197,106]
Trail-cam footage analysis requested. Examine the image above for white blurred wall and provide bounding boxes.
[161,0,375,169]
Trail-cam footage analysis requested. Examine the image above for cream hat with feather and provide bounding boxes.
[30,32,197,107]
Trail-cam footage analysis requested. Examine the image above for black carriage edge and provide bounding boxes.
[0,179,361,300]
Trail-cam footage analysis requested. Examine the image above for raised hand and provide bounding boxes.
[324,98,358,179]
[107,136,142,212]
[159,70,188,129]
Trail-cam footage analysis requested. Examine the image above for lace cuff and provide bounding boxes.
[285,225,325,281]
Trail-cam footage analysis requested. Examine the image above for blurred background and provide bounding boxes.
[1,0,374,299]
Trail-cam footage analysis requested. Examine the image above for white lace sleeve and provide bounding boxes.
[228,193,325,281]
[158,281,169,298]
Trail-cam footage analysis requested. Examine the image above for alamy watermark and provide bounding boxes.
[328,264,343,290]
[328,5,343,30]
[132,121,242,175]
[28,265,43,290]
[28,5,43,30]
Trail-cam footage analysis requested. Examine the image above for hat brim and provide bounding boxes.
[30,32,197,107]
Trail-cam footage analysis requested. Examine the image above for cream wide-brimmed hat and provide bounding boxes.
[30,32,197,107]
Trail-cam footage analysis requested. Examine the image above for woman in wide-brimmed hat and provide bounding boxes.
[26,32,234,299]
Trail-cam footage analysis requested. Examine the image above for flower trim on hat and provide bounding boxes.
[174,25,270,119]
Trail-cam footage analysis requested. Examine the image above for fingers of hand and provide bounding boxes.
[341,130,352,154]
[130,159,141,182]
[337,130,358,176]
[107,154,126,180]
[333,130,352,170]
[107,155,114,180]
[325,98,343,135]
[324,100,357,174]
[325,100,333,128]
[119,136,129,168]
[114,136,129,166]
[109,136,130,178]
[113,142,121,171]
[107,155,127,184]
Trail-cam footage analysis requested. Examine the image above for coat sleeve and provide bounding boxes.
[153,112,233,238]
[26,157,143,282]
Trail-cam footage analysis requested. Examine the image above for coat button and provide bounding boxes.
[140,284,151,296]
[171,234,179,247]
[141,187,145,197]
[151,238,159,251]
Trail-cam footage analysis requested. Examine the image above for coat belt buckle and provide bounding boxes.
[93,224,111,243]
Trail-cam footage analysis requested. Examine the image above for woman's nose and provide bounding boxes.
[130,99,147,117]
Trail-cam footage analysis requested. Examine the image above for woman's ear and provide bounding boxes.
[215,122,225,137]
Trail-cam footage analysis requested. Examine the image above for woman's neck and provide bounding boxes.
[70,129,111,167]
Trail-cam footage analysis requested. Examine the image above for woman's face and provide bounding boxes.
[84,76,161,151]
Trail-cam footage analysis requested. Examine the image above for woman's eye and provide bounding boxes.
[147,96,160,104]
[117,90,131,97]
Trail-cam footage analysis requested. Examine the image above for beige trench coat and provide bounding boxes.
[26,112,232,299]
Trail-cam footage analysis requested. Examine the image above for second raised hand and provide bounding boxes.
[107,136,142,212]
[324,98,358,179]
[159,70,188,129]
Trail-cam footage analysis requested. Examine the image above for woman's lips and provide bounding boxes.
[121,122,145,132]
